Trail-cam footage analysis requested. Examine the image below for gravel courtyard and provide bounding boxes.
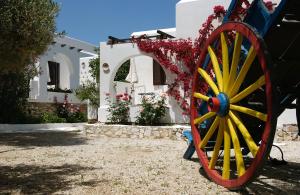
[0,131,299,194]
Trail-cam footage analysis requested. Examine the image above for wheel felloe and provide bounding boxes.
[297,98,300,136]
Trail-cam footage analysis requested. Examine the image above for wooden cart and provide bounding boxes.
[190,0,300,189]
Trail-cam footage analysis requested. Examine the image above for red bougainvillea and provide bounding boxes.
[132,4,226,114]
[133,0,274,115]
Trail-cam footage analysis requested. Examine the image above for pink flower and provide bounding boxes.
[116,94,123,98]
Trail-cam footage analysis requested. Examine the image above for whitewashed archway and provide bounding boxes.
[54,52,74,90]
[98,42,188,123]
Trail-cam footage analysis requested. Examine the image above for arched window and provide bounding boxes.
[114,59,130,82]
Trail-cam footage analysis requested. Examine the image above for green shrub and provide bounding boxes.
[66,112,87,123]
[106,93,131,124]
[21,115,42,124]
[135,94,167,126]
[75,81,99,107]
[54,94,87,123]
[41,113,66,123]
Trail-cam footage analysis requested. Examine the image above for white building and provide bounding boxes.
[80,56,97,85]
[29,36,97,104]
[99,0,297,126]
[98,0,231,124]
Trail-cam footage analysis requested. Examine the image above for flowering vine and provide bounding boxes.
[133,0,274,115]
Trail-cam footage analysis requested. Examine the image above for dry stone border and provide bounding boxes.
[85,123,299,142]
[275,124,300,142]
[84,124,189,140]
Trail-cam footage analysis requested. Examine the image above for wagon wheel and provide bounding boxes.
[190,22,277,189]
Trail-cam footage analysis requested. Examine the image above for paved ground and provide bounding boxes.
[0,131,299,194]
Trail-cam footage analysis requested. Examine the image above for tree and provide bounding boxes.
[75,81,99,107]
[0,0,59,71]
[75,47,100,106]
[75,49,100,121]
[114,59,130,82]
[0,0,59,123]
[88,48,100,83]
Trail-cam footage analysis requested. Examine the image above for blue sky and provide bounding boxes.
[55,0,180,46]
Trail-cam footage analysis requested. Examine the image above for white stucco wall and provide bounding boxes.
[277,101,298,128]
[99,42,188,123]
[176,0,231,39]
[80,57,97,85]
[29,36,97,104]
[99,0,298,126]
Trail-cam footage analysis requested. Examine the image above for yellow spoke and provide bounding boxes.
[230,104,267,122]
[227,117,246,176]
[199,117,220,149]
[221,32,229,92]
[198,68,220,95]
[222,119,231,179]
[229,47,257,97]
[209,119,224,169]
[194,112,216,125]
[208,46,223,92]
[229,111,258,157]
[193,92,209,102]
[226,32,243,93]
[230,75,265,104]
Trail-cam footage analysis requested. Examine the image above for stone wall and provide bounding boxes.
[84,124,189,140]
[84,123,299,142]
[275,124,300,142]
[26,102,87,118]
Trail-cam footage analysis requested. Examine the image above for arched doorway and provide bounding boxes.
[99,42,188,123]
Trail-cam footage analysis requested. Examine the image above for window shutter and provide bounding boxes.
[153,60,166,85]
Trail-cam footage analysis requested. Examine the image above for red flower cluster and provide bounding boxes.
[214,5,226,17]
[230,0,251,21]
[133,5,227,114]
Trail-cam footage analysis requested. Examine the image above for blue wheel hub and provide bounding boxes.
[208,92,230,117]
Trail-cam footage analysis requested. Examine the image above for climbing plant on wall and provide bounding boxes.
[133,5,226,115]
[133,0,273,115]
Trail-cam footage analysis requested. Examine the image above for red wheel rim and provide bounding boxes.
[190,22,276,189]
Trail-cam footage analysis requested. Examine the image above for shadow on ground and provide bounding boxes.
[243,161,300,194]
[0,164,100,194]
[189,157,300,194]
[0,132,88,147]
